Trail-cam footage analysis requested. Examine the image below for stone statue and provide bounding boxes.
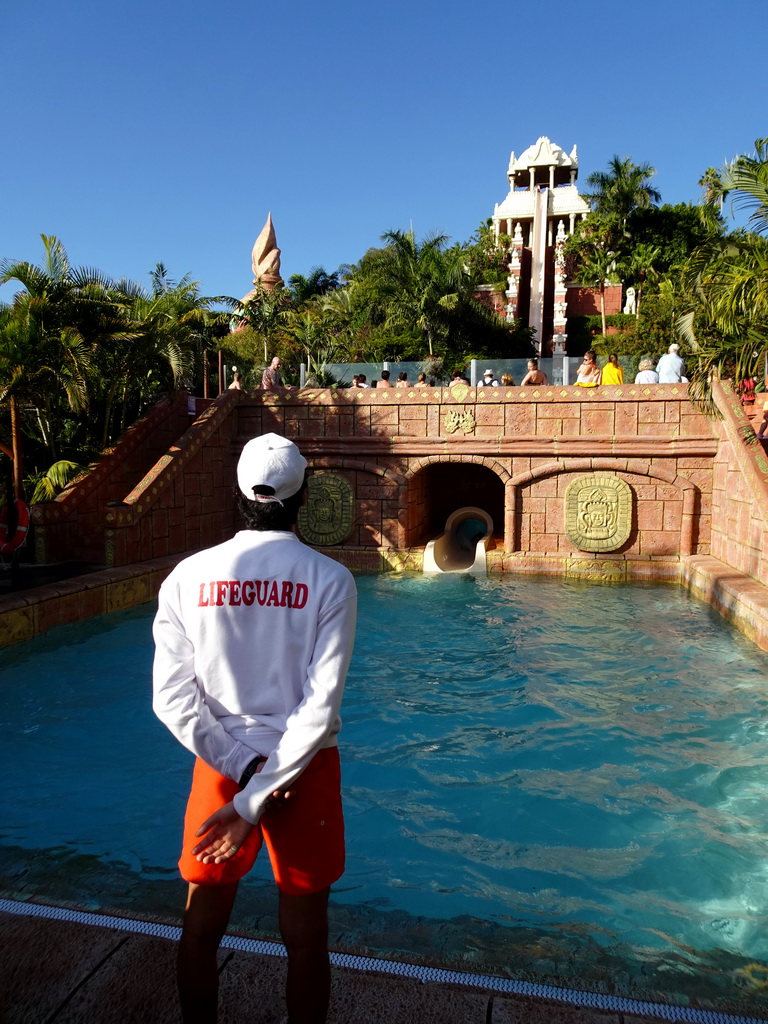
[241,213,283,304]
[623,286,637,315]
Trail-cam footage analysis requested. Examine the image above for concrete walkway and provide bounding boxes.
[0,907,720,1024]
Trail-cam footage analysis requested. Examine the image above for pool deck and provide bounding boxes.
[0,906,713,1024]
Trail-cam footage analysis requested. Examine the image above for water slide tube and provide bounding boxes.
[422,507,493,574]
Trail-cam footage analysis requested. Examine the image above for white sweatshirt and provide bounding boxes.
[152,530,357,824]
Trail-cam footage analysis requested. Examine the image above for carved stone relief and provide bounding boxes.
[297,472,354,546]
[564,557,627,582]
[444,408,476,434]
[564,473,633,552]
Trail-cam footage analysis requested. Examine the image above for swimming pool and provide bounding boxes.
[2,573,768,1016]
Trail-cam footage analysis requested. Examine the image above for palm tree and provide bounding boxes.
[710,137,768,235]
[284,308,349,386]
[679,140,768,403]
[288,266,341,304]
[566,216,619,336]
[234,284,292,362]
[0,235,134,464]
[0,297,90,498]
[352,230,471,356]
[575,248,619,337]
[619,243,661,317]
[699,167,724,206]
[584,156,661,237]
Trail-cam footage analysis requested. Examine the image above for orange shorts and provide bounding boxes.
[179,747,345,895]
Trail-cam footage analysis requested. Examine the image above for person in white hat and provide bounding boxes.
[153,432,357,1024]
[482,368,499,387]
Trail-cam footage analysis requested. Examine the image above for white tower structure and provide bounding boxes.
[492,138,590,356]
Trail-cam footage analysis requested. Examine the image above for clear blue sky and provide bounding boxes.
[2,0,765,304]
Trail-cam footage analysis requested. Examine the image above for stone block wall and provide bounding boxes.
[103,391,239,567]
[30,394,200,565]
[14,377,768,653]
[566,283,623,317]
[32,379,768,591]
[708,381,768,584]
[236,382,717,578]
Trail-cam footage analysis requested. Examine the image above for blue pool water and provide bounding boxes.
[2,573,768,1014]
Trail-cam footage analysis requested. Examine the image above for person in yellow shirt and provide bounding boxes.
[601,353,624,385]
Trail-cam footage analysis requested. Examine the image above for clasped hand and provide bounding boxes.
[192,782,294,863]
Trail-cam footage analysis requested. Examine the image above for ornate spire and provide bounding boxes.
[240,213,283,304]
[240,211,282,299]
[251,213,282,284]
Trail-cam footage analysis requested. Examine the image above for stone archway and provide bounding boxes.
[405,461,506,547]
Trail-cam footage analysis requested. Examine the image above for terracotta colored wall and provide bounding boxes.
[36,380,768,589]
[709,381,768,583]
[566,284,623,317]
[31,394,200,565]
[235,382,716,578]
[104,392,239,567]
[15,378,768,655]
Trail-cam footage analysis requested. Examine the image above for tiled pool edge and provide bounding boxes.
[0,553,184,649]
[682,555,768,652]
[1,899,765,1024]
[4,551,768,653]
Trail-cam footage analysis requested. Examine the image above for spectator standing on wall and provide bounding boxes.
[656,344,686,383]
[755,391,768,439]
[739,376,757,408]
[153,434,357,1024]
[634,357,659,384]
[575,351,601,388]
[261,356,283,390]
[520,359,547,386]
[600,354,624,385]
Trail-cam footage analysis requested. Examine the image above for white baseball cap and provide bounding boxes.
[237,433,307,503]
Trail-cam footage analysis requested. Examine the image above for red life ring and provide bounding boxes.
[0,499,29,554]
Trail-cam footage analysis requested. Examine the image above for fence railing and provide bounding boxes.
[296,357,596,388]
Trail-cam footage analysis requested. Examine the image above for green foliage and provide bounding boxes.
[344,228,518,361]
[678,139,768,404]
[582,155,661,232]
[566,314,636,353]
[232,284,292,363]
[626,204,723,275]
[568,292,683,369]
[464,221,511,291]
[288,266,341,303]
[0,238,234,489]
[708,137,768,235]
[26,459,88,503]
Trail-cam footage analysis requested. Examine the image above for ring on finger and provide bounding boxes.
[230,844,239,853]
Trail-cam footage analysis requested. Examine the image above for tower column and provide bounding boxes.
[552,220,568,356]
[505,223,524,323]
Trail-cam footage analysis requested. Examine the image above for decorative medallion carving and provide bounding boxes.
[444,408,476,435]
[298,472,354,546]
[564,474,633,552]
